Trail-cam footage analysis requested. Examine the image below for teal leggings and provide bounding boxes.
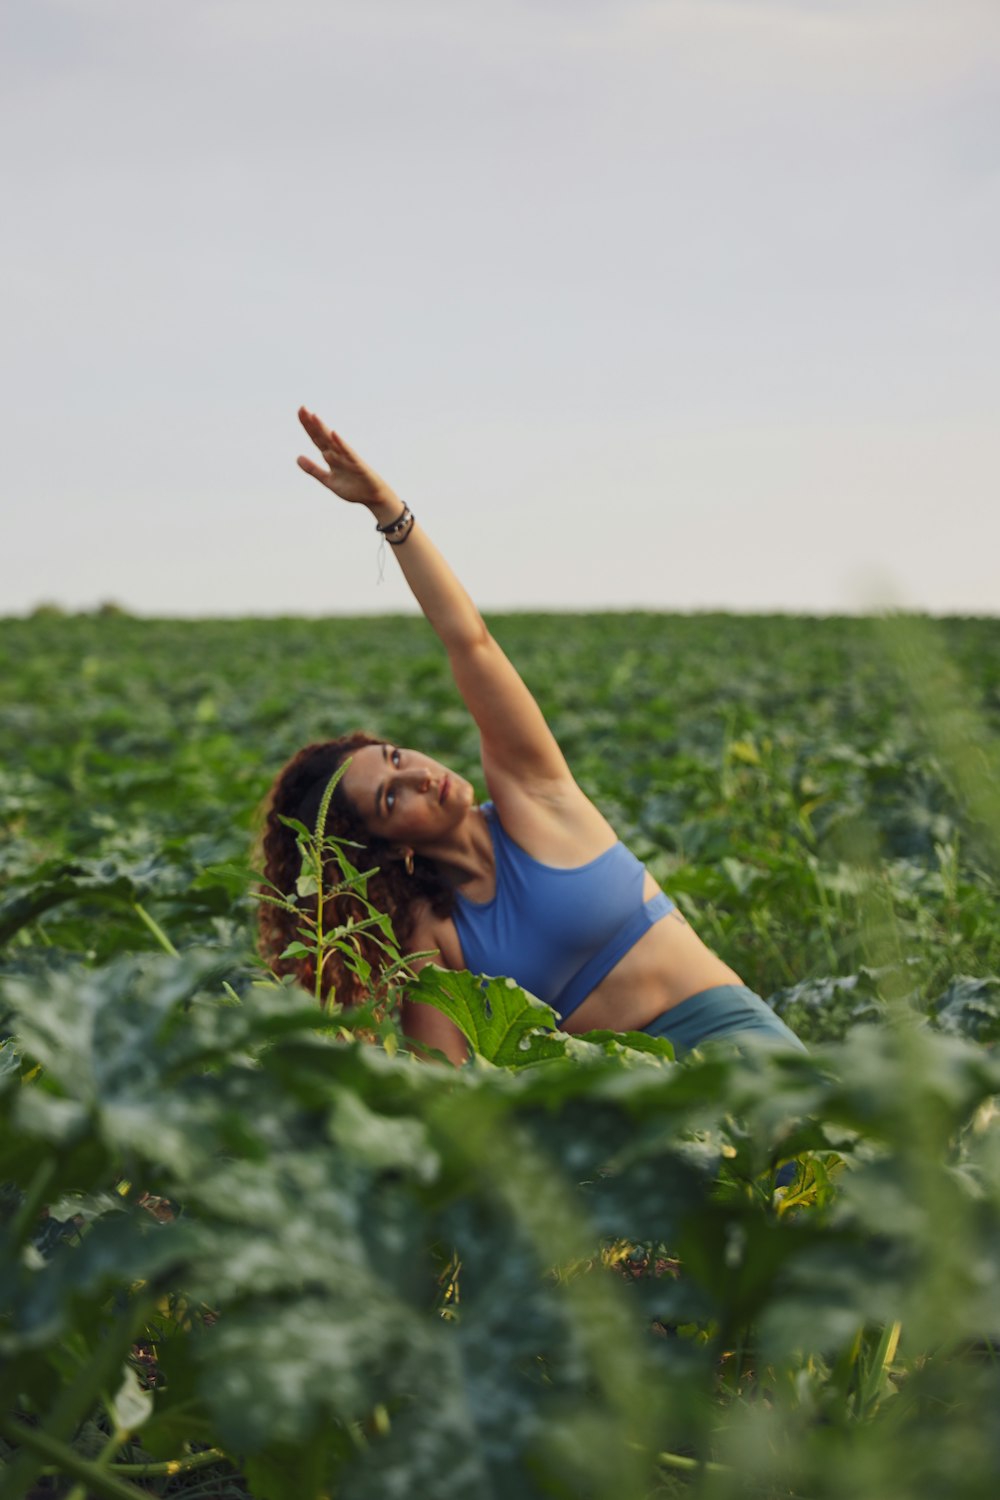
[641,984,806,1058]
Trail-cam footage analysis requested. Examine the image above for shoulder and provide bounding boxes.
[484,775,620,866]
[405,899,464,971]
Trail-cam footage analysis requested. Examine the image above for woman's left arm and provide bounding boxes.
[297,408,572,795]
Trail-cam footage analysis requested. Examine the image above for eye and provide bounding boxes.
[385,747,401,813]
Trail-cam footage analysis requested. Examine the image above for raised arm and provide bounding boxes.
[296,408,570,797]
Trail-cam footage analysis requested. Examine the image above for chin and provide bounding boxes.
[454,778,476,813]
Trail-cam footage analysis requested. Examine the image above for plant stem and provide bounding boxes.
[134,901,241,1002]
[0,1419,148,1500]
[856,1320,902,1417]
[656,1448,732,1476]
[0,1294,153,1500]
[40,1448,229,1479]
[808,856,841,973]
[65,1422,125,1500]
[133,901,179,957]
[8,1157,56,1247]
[314,861,325,1007]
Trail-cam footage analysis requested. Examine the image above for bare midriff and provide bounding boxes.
[558,874,744,1035]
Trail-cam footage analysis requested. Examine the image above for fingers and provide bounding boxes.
[296,406,385,503]
[296,455,335,487]
[298,406,343,455]
[297,407,342,487]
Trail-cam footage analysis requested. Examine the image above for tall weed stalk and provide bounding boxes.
[256,759,420,1028]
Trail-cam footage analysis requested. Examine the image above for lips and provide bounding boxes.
[439,776,450,804]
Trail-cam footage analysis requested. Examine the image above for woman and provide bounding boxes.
[259,407,805,1065]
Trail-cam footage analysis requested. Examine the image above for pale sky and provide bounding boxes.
[2,0,998,616]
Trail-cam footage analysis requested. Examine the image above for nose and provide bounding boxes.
[404,766,435,792]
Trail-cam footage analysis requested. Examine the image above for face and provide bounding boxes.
[340,743,475,851]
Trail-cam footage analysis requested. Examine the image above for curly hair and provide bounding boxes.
[258,733,455,1006]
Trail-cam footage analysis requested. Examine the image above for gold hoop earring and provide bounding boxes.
[404,851,414,876]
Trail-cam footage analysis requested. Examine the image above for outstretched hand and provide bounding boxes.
[296,407,400,512]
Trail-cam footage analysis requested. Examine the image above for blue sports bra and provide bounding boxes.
[451,803,674,1022]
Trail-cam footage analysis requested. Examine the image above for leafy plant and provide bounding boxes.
[254,757,418,1033]
[2,608,999,1498]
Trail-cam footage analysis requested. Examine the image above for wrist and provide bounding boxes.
[366,490,404,522]
[376,501,416,546]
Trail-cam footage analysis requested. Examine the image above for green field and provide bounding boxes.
[2,610,999,1499]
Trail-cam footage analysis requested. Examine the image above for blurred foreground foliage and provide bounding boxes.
[1,609,999,1498]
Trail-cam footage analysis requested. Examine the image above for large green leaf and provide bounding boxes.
[407,965,567,1066]
[0,858,150,946]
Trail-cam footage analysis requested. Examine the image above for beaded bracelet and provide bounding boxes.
[386,512,416,546]
[375,504,413,537]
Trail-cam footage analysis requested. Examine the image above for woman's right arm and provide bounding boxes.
[296,408,577,804]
